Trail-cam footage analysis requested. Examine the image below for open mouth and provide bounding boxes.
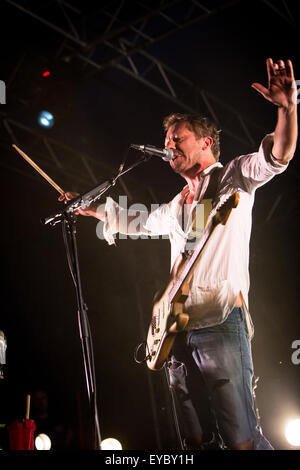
[172,152,184,161]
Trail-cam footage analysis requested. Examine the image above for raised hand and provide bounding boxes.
[251,58,297,109]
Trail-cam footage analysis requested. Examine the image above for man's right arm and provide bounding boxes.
[58,192,137,230]
[58,192,171,240]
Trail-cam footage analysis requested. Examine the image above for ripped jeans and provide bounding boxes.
[168,307,273,450]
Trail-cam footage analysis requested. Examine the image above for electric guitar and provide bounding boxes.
[146,192,240,371]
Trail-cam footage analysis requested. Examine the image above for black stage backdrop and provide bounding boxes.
[0,0,299,451]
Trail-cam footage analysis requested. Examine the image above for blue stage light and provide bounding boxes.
[38,110,54,128]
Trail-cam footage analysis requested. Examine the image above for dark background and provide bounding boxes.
[0,0,299,450]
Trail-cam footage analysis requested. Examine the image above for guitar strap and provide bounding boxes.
[188,166,222,244]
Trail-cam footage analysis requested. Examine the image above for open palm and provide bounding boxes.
[252,58,296,109]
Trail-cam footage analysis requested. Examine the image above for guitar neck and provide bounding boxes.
[167,192,239,305]
[168,219,216,304]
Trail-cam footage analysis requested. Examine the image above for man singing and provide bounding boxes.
[60,58,297,449]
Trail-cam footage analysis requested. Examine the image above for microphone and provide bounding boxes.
[130,144,174,161]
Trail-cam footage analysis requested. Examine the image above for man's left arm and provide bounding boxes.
[252,58,298,164]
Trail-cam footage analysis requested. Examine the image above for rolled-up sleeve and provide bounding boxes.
[102,197,120,245]
[234,134,289,194]
[102,196,171,245]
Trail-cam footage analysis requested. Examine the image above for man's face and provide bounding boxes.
[164,121,206,176]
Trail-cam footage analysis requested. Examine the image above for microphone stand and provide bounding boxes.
[42,151,150,449]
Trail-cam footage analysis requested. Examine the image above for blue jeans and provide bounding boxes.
[168,307,273,450]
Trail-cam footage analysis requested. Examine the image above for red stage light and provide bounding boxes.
[42,71,50,77]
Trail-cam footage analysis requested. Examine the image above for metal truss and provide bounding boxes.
[4,0,266,149]
[73,39,262,147]
[260,0,298,28]
[5,0,296,188]
[0,113,135,199]
[5,0,241,49]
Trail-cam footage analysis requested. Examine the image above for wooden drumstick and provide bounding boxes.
[25,394,31,420]
[12,144,65,195]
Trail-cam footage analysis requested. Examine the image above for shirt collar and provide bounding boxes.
[179,161,223,197]
[201,161,223,177]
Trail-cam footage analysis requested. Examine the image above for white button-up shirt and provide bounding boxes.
[103,134,288,337]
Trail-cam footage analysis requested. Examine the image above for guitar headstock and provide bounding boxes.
[213,192,239,226]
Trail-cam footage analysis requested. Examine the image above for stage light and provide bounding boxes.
[38,110,54,128]
[42,70,50,77]
[35,433,52,450]
[101,438,122,450]
[285,418,300,447]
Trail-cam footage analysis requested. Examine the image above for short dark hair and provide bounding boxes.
[163,113,221,161]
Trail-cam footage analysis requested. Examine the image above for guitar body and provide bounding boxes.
[146,275,190,371]
[145,192,240,371]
